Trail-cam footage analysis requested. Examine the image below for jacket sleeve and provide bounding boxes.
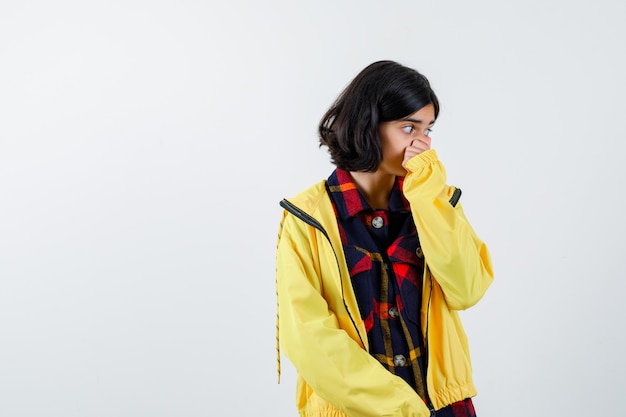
[276,211,431,417]
[403,149,494,310]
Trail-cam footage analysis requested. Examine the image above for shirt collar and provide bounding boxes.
[327,168,410,220]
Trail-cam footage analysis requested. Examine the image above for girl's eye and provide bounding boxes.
[425,128,433,136]
[402,125,414,134]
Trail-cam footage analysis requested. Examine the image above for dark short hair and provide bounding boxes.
[318,60,439,172]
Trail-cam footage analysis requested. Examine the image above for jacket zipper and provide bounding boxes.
[425,270,435,415]
[280,199,366,349]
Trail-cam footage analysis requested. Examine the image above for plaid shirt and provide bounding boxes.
[327,168,475,417]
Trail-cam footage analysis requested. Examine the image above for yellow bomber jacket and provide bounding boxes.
[276,149,494,417]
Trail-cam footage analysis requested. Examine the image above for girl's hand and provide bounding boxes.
[402,136,431,168]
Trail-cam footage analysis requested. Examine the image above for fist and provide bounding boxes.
[402,137,431,168]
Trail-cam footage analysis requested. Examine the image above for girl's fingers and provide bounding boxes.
[402,147,420,168]
[411,137,431,149]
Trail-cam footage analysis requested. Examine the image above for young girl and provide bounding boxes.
[276,60,494,417]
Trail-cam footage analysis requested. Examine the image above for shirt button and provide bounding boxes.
[416,247,423,258]
[388,306,399,318]
[371,216,384,229]
[393,354,407,366]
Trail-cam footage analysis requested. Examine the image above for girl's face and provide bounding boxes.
[377,104,436,176]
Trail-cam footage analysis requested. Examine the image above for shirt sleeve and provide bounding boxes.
[402,149,494,310]
[276,211,432,417]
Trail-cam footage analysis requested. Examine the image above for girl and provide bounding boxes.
[276,60,494,417]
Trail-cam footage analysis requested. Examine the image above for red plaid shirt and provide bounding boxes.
[327,169,475,417]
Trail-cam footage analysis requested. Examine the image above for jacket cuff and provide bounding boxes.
[405,149,439,173]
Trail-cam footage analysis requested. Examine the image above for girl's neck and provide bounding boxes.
[349,170,396,210]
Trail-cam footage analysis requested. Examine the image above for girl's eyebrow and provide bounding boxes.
[401,117,436,125]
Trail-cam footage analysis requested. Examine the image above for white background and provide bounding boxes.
[1,1,625,416]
